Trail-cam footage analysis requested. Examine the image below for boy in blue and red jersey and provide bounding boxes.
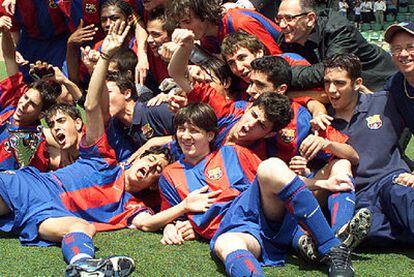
[0,21,176,276]
[83,19,174,162]
[0,0,69,76]
[158,99,356,277]
[167,28,370,263]
[166,0,283,55]
[221,31,327,103]
[62,0,151,87]
[0,18,85,171]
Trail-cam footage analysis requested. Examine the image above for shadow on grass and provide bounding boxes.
[0,231,16,239]
[285,252,326,273]
[356,244,414,259]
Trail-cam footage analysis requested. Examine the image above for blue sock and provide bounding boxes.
[224,249,264,277]
[62,232,95,264]
[278,176,340,255]
[328,189,356,233]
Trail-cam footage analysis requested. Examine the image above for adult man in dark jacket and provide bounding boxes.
[276,0,396,92]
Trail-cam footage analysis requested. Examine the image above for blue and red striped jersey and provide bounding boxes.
[56,0,144,35]
[202,8,283,55]
[0,0,69,40]
[50,133,153,231]
[0,73,49,171]
[266,103,348,163]
[159,145,260,239]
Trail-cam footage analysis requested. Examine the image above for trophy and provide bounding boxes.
[4,126,43,168]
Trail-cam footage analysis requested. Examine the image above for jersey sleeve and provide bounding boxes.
[291,96,312,106]
[79,131,117,166]
[188,82,236,118]
[159,173,183,211]
[230,9,282,55]
[0,73,27,111]
[234,145,261,183]
[320,125,349,144]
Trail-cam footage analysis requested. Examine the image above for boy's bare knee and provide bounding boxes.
[258,158,295,192]
[69,221,96,237]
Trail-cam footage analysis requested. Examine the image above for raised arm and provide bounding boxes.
[0,16,18,77]
[84,20,130,145]
[66,19,97,84]
[167,29,195,94]
[134,18,149,85]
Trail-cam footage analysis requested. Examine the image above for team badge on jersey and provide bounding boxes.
[141,123,154,139]
[207,167,223,180]
[366,114,382,130]
[279,128,295,143]
[49,0,58,8]
[85,3,97,14]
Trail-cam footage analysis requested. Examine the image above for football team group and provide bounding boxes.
[0,0,413,276]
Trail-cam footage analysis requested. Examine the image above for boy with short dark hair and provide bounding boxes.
[166,0,283,55]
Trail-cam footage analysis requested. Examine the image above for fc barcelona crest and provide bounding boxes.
[141,123,154,139]
[207,167,223,180]
[49,0,58,8]
[85,3,97,14]
[366,114,382,130]
[279,128,295,143]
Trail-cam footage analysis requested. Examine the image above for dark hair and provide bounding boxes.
[110,48,138,79]
[251,56,292,89]
[173,103,218,151]
[252,92,293,132]
[198,57,233,86]
[29,80,60,112]
[147,7,176,37]
[166,0,223,25]
[324,53,362,81]
[44,103,82,127]
[101,0,133,18]
[221,31,266,58]
[101,0,136,32]
[174,102,218,133]
[140,146,175,164]
[107,73,139,101]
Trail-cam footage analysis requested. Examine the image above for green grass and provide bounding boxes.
[1,228,414,276]
[0,61,6,81]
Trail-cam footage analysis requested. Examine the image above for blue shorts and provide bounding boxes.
[356,170,414,246]
[0,168,73,246]
[210,178,297,266]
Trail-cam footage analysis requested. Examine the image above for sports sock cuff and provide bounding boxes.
[225,249,253,264]
[62,232,95,264]
[225,249,264,277]
[277,176,305,202]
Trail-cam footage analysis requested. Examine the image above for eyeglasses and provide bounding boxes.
[390,44,414,56]
[275,12,309,24]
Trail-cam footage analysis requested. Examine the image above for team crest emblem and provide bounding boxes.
[49,0,58,8]
[141,123,154,139]
[366,114,382,130]
[279,128,295,143]
[85,3,97,13]
[207,167,223,180]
